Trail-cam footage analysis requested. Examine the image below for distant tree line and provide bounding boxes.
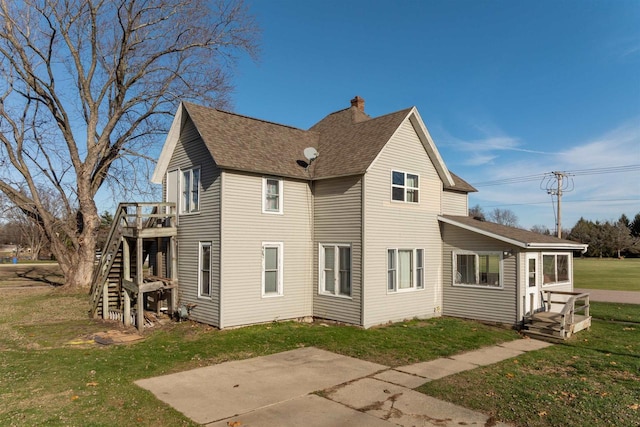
[566,213,640,258]
[469,204,640,258]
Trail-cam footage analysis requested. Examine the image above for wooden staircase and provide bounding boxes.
[89,202,177,331]
[524,291,591,341]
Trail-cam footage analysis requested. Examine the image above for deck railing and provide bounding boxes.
[542,290,590,332]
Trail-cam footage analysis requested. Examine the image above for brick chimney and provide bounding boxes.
[350,96,365,112]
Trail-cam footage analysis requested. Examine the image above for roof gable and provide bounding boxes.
[152,99,466,191]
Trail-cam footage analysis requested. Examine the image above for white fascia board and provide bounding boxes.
[438,216,589,252]
[438,216,528,248]
[525,242,589,252]
[151,103,184,184]
[409,108,455,187]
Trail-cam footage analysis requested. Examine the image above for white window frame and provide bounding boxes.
[391,170,420,203]
[262,177,283,214]
[542,253,571,287]
[262,242,283,297]
[452,251,503,289]
[198,242,212,298]
[387,248,425,293]
[319,243,352,298]
[180,167,200,214]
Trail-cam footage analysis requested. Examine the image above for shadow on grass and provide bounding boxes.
[16,268,65,287]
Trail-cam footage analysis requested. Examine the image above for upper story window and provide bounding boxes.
[319,244,352,297]
[392,171,419,203]
[388,248,424,292]
[262,177,283,214]
[542,254,569,285]
[181,167,200,214]
[454,252,502,288]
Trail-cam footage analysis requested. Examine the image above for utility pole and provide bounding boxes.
[554,171,563,239]
[542,171,573,239]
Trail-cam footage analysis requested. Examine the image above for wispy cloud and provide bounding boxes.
[448,118,640,228]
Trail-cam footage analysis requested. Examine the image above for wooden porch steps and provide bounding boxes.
[522,291,591,341]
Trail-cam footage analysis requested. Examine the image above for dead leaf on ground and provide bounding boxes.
[227,421,242,427]
[629,403,639,410]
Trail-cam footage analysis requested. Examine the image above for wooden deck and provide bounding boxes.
[89,202,177,332]
[523,291,591,341]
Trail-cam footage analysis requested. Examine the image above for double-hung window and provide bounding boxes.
[262,177,283,214]
[454,252,502,288]
[319,244,351,297]
[542,254,569,285]
[199,242,212,297]
[181,167,200,214]
[391,170,419,203]
[262,242,283,296]
[387,248,424,292]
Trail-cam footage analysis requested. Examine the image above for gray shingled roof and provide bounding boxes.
[184,102,318,179]
[310,107,412,179]
[446,173,477,193]
[181,100,474,192]
[439,215,587,248]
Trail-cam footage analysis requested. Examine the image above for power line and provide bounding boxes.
[471,164,640,187]
[482,198,640,208]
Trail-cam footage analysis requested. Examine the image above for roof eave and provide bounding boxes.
[438,215,528,248]
[438,216,589,252]
[409,109,456,187]
[151,102,184,184]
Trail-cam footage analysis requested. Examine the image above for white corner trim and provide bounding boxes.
[151,103,184,184]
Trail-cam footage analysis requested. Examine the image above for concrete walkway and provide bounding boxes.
[574,288,640,304]
[136,338,552,426]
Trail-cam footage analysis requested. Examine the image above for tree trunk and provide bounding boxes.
[55,204,100,290]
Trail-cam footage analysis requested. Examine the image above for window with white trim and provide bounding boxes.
[319,244,351,297]
[262,177,283,214]
[542,253,569,285]
[181,167,200,214]
[391,170,419,203]
[199,242,212,297]
[262,242,283,296]
[387,248,424,292]
[453,252,502,288]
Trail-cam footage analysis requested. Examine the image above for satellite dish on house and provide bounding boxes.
[303,147,319,162]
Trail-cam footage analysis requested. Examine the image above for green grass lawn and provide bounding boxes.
[574,257,640,291]
[0,286,517,426]
[418,302,640,427]
[1,259,638,426]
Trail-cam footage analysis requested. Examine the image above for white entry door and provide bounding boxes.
[525,254,539,316]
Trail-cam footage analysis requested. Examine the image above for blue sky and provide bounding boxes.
[227,0,640,230]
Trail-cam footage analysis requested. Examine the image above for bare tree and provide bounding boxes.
[487,208,519,228]
[468,204,486,221]
[0,0,258,288]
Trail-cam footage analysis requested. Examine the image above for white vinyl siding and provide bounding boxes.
[441,223,517,324]
[363,118,442,327]
[221,171,313,328]
[165,118,221,326]
[313,176,362,325]
[442,190,468,216]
